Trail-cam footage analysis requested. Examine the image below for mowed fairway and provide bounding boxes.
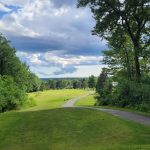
[24,89,88,111]
[0,90,150,150]
[75,94,96,106]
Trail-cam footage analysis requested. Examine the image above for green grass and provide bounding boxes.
[0,89,150,150]
[0,108,150,150]
[22,89,88,111]
[75,94,96,106]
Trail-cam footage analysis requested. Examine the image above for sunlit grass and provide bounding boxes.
[23,89,88,111]
[75,94,96,106]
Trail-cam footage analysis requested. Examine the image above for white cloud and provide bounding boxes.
[0,0,27,7]
[17,51,103,67]
[0,2,11,12]
[1,0,106,77]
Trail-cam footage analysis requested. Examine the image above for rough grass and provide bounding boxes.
[0,89,150,150]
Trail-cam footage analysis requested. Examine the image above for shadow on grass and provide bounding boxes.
[0,108,150,150]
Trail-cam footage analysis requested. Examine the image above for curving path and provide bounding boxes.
[63,93,150,127]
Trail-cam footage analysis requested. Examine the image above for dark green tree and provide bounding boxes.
[81,78,88,89]
[48,80,56,89]
[88,75,96,89]
[73,80,81,89]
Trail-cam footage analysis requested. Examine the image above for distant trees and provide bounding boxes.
[39,77,96,91]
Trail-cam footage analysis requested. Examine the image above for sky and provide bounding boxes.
[0,0,107,78]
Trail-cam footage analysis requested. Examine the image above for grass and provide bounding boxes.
[22,89,88,111]
[0,108,150,150]
[75,94,96,106]
[0,89,150,150]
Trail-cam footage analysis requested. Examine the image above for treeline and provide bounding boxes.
[0,34,41,112]
[78,0,150,112]
[39,75,97,91]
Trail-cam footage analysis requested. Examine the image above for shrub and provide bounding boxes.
[0,76,27,112]
[112,80,150,111]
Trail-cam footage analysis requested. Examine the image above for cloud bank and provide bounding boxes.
[0,0,107,77]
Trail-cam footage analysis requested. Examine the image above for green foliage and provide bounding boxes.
[112,80,150,111]
[96,69,112,106]
[78,0,150,79]
[88,75,96,88]
[27,73,41,92]
[73,80,81,89]
[0,34,41,112]
[39,78,91,90]
[96,76,150,112]
[78,1,150,112]
[0,76,27,112]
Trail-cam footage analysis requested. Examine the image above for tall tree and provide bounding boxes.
[78,0,150,80]
[88,75,96,88]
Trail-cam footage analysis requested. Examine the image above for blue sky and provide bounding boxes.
[0,0,107,78]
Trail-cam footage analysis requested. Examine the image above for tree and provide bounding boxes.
[78,0,150,80]
[96,69,108,93]
[48,80,56,89]
[0,34,41,112]
[103,33,135,80]
[27,73,41,92]
[88,75,96,88]
[73,80,81,89]
[81,78,88,89]
[0,34,30,90]
[96,69,112,105]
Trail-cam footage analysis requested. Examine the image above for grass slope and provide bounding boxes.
[0,90,150,150]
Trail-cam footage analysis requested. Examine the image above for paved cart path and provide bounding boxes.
[63,93,150,127]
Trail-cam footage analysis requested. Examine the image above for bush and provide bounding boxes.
[0,76,27,112]
[21,97,36,109]
[96,76,150,112]
[111,80,150,112]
